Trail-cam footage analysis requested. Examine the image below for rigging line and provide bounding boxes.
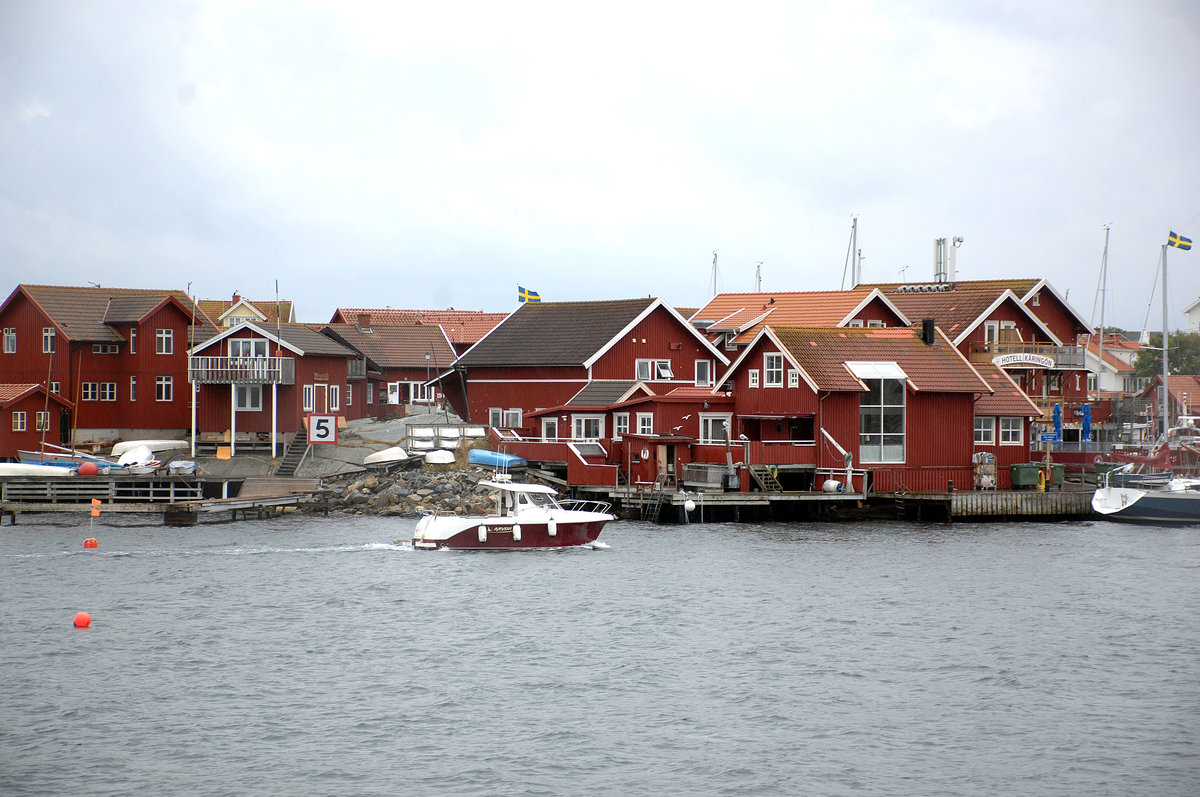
[1140,247,1164,334]
[840,226,854,290]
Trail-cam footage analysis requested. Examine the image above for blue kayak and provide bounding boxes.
[467,449,528,468]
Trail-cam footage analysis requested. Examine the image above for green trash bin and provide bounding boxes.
[1009,463,1041,488]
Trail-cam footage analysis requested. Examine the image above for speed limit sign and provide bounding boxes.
[309,414,338,444]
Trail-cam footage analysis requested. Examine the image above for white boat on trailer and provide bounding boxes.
[409,477,614,550]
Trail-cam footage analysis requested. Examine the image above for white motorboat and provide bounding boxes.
[408,477,614,550]
[110,440,189,458]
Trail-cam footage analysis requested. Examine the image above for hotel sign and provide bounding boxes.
[992,353,1054,368]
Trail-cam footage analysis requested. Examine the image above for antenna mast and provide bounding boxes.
[754,261,763,292]
[841,215,858,289]
[710,250,719,296]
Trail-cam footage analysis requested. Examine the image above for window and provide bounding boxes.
[81,382,99,401]
[974,416,996,445]
[49,381,59,395]
[92,344,118,354]
[2,328,14,353]
[42,327,55,353]
[867,320,885,328]
[330,385,340,412]
[637,413,654,435]
[635,359,674,381]
[130,376,137,402]
[1031,293,1040,306]
[229,338,268,358]
[1088,373,1097,393]
[788,370,800,388]
[236,385,262,411]
[700,414,732,444]
[156,328,173,354]
[848,319,864,328]
[99,382,117,402]
[764,354,784,387]
[129,329,136,354]
[367,383,374,405]
[613,413,629,439]
[859,378,905,463]
[1000,417,1023,445]
[156,376,173,402]
[694,360,712,387]
[303,385,314,412]
[542,418,558,441]
[12,411,26,432]
[503,408,522,428]
[346,384,352,406]
[984,321,999,344]
[36,411,49,431]
[489,408,503,427]
[573,415,603,440]
[748,369,760,388]
[1048,373,1061,392]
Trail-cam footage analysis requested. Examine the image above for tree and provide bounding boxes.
[1134,331,1200,377]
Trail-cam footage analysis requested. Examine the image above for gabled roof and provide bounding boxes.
[972,363,1042,416]
[6,285,216,342]
[0,383,74,409]
[743,325,991,394]
[455,297,727,368]
[1138,374,1200,404]
[330,308,507,346]
[320,323,456,370]
[565,380,652,407]
[861,285,1059,346]
[191,322,357,358]
[198,297,296,326]
[691,289,910,343]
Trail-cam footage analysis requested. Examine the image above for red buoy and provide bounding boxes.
[83,538,98,548]
[77,462,100,477]
[73,612,92,628]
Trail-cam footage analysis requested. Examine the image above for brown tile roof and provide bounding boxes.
[863,278,1042,295]
[321,324,456,369]
[972,363,1042,416]
[457,298,658,367]
[197,298,295,325]
[865,288,1009,340]
[331,308,507,346]
[692,289,897,343]
[566,381,643,406]
[0,384,40,404]
[769,326,990,394]
[192,322,357,357]
[17,285,216,342]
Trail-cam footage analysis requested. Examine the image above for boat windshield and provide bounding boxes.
[516,490,561,510]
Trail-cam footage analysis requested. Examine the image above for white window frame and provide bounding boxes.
[636,412,654,435]
[99,382,117,402]
[748,369,760,388]
[156,376,173,402]
[859,377,906,464]
[156,328,173,355]
[572,414,604,440]
[236,385,262,411]
[3,328,15,353]
[329,385,340,412]
[974,416,996,445]
[129,329,136,354]
[366,383,374,405]
[303,385,315,412]
[699,413,732,444]
[788,370,800,388]
[346,384,352,406]
[867,320,885,328]
[694,360,712,387]
[848,319,864,328]
[999,417,1023,445]
[35,411,49,431]
[503,408,522,428]
[130,376,137,402]
[49,381,59,395]
[489,408,504,427]
[12,411,26,432]
[984,321,999,344]
[635,359,674,381]
[42,327,55,353]
[764,353,784,387]
[229,338,268,358]
[613,412,629,440]
[541,417,558,441]
[81,382,99,401]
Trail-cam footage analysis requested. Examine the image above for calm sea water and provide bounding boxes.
[1,513,1197,796]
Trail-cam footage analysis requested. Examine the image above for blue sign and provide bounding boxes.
[1040,432,1061,442]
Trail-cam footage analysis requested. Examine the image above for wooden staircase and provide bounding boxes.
[273,427,309,477]
[748,465,783,492]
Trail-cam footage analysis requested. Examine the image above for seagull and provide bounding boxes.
[738,433,749,441]
[673,425,683,431]
[681,414,692,420]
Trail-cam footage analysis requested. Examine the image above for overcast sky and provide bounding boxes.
[2,0,1198,332]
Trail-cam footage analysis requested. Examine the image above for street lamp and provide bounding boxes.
[425,352,431,405]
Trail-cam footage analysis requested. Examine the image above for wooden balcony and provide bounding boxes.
[189,356,296,385]
[968,342,1086,369]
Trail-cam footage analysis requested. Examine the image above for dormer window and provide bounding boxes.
[636,359,674,381]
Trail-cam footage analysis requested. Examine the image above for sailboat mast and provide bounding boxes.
[1096,225,1109,401]
[1162,244,1170,437]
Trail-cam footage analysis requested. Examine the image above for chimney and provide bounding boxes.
[232,291,240,304]
[921,318,936,345]
[357,313,372,332]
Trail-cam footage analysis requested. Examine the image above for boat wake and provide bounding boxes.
[582,541,611,551]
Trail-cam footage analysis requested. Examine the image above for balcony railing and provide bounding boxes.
[348,357,367,379]
[968,342,1086,369]
[189,356,296,385]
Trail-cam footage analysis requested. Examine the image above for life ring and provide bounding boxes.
[640,447,650,460]
[1037,469,1046,491]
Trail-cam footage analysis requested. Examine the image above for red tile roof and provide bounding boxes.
[15,285,216,342]
[321,324,456,369]
[768,326,990,394]
[972,363,1042,416]
[692,289,901,343]
[0,384,40,404]
[331,308,506,346]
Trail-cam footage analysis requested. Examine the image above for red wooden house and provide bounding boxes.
[330,307,506,355]
[0,284,216,444]
[189,322,360,456]
[971,363,1043,488]
[440,297,729,429]
[0,384,74,459]
[716,324,995,492]
[320,320,457,415]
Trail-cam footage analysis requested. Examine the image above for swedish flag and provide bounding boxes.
[1168,231,1192,250]
[518,285,541,303]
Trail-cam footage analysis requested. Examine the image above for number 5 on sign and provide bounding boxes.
[309,414,338,444]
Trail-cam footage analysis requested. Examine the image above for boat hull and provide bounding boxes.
[412,514,610,550]
[1092,486,1200,524]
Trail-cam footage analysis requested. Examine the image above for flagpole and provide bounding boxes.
[1162,244,1169,438]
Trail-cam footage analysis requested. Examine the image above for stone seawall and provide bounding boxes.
[324,465,554,517]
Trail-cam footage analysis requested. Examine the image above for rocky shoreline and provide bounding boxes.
[322,464,557,517]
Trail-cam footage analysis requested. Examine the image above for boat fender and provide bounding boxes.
[512,524,522,542]
[1037,470,1046,492]
[547,519,557,537]
[478,525,488,544]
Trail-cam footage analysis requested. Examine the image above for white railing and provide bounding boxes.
[189,356,296,385]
